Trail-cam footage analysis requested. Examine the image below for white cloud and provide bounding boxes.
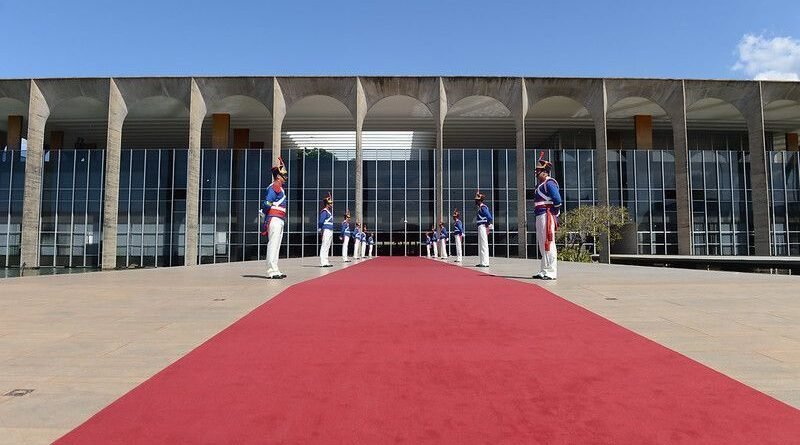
[734,34,800,81]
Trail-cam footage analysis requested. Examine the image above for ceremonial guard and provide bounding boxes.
[318,193,334,267]
[475,191,493,267]
[533,152,562,280]
[360,225,369,259]
[340,210,352,262]
[431,225,439,258]
[425,232,432,258]
[452,209,464,263]
[352,223,362,260]
[438,222,449,259]
[368,232,375,258]
[260,157,288,279]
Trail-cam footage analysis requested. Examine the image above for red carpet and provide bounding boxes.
[57,257,800,444]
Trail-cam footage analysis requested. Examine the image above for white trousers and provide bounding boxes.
[320,229,333,266]
[439,239,448,259]
[478,224,490,266]
[368,245,373,257]
[454,235,463,261]
[432,239,438,257]
[353,239,361,259]
[342,235,350,262]
[426,244,431,257]
[266,217,285,277]
[361,241,367,258]
[536,212,558,278]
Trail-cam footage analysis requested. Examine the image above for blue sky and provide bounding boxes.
[3,0,800,79]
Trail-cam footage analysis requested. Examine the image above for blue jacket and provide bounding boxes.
[453,219,464,237]
[439,227,448,240]
[318,208,334,230]
[368,235,374,245]
[341,220,351,237]
[262,182,287,221]
[476,203,493,226]
[352,226,360,241]
[534,177,562,216]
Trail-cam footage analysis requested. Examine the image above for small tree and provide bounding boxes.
[554,205,630,262]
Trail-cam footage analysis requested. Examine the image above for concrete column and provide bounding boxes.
[20,81,50,268]
[515,78,528,258]
[436,78,447,225]
[748,82,771,256]
[101,79,128,270]
[354,78,366,224]
[673,82,692,255]
[212,114,230,148]
[185,79,206,266]
[7,115,22,149]
[594,81,611,263]
[787,133,799,151]
[271,78,286,165]
[634,115,653,149]
[233,129,249,149]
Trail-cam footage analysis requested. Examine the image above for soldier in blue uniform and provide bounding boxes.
[452,209,464,263]
[438,221,449,259]
[360,225,369,259]
[260,157,288,279]
[368,232,375,258]
[352,223,362,260]
[340,210,351,263]
[475,191,493,267]
[424,231,432,258]
[318,193,334,267]
[430,225,439,258]
[533,152,562,280]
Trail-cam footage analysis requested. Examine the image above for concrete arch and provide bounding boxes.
[35,78,109,115]
[605,79,684,126]
[442,77,521,119]
[526,78,605,127]
[0,80,31,107]
[193,77,273,115]
[200,94,272,148]
[360,77,439,117]
[526,95,595,149]
[282,94,354,129]
[276,77,357,121]
[365,94,435,118]
[443,95,514,149]
[45,95,108,148]
[121,95,190,148]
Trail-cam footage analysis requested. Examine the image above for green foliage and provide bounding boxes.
[558,245,592,262]
[554,205,630,259]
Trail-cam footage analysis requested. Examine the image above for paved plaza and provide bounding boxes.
[1,258,799,443]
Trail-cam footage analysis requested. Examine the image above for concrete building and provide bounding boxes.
[1,76,799,270]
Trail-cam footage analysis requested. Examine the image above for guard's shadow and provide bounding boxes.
[241,274,270,279]
[480,274,537,280]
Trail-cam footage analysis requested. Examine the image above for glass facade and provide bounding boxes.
[609,150,678,255]
[364,148,434,256]
[117,149,187,268]
[767,151,800,255]
[689,150,753,255]
[445,149,517,258]
[2,145,794,272]
[39,149,105,267]
[0,150,24,267]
